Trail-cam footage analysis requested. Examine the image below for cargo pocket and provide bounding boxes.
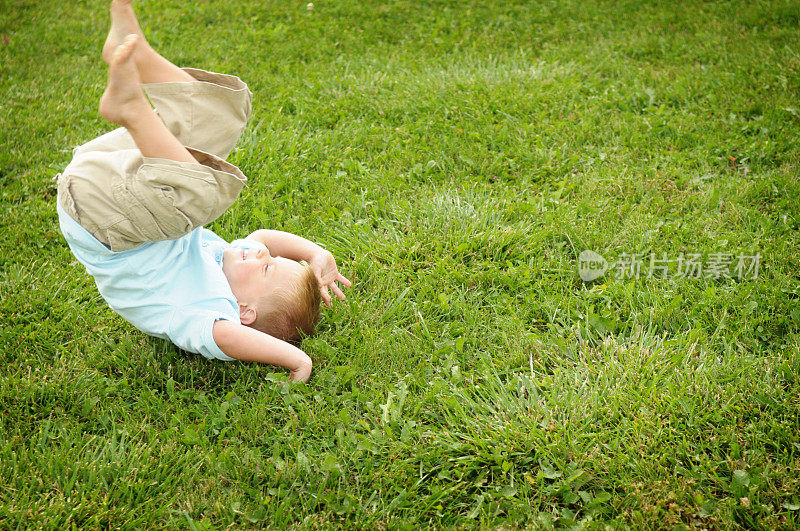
[111,176,169,245]
[134,160,220,239]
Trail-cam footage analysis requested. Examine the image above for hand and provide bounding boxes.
[309,249,351,306]
[289,361,313,383]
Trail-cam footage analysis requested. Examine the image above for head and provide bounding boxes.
[222,245,321,342]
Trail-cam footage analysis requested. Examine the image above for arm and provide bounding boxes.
[212,319,313,382]
[245,229,352,306]
[245,229,320,262]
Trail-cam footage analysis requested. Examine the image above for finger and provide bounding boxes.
[337,274,352,287]
[319,285,332,306]
[331,284,346,301]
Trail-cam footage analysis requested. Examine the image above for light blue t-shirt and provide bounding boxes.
[57,203,263,361]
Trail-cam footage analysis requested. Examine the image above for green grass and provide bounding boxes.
[2,0,800,527]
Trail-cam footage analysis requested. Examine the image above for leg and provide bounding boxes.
[99,35,196,164]
[102,0,252,159]
[68,0,193,158]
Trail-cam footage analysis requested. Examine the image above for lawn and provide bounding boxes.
[1,0,800,527]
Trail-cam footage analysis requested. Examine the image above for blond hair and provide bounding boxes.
[251,262,321,342]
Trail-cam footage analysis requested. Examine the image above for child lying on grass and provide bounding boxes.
[56,0,350,382]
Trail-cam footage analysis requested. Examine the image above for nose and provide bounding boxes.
[256,247,269,259]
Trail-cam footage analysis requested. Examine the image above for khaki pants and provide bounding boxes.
[57,68,252,251]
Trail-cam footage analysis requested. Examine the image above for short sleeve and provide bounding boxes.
[168,308,238,361]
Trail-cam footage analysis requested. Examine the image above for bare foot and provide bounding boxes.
[99,35,150,126]
[102,0,148,65]
[100,0,193,84]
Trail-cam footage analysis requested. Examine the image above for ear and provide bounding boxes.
[239,303,257,326]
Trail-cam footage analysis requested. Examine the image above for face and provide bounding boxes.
[221,245,305,306]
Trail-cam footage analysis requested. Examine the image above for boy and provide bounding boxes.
[56,0,350,382]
